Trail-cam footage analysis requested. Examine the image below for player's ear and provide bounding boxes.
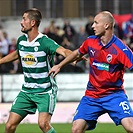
[105,23,109,30]
[31,20,36,27]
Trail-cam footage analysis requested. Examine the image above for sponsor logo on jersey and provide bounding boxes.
[22,54,37,66]
[106,54,112,63]
[92,62,109,71]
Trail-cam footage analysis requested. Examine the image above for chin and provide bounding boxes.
[94,32,99,36]
[21,30,28,34]
[96,32,104,37]
[95,33,98,36]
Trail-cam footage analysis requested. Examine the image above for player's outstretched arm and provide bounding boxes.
[0,50,19,65]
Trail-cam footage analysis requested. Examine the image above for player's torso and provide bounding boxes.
[17,34,56,93]
[84,36,125,98]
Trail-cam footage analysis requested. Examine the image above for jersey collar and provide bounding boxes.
[99,35,116,48]
[25,32,44,45]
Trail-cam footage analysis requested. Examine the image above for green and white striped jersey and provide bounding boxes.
[17,32,60,94]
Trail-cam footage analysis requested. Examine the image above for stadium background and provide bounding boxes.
[0,0,133,131]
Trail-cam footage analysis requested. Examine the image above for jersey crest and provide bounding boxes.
[106,54,112,63]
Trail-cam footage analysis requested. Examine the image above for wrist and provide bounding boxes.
[58,63,62,69]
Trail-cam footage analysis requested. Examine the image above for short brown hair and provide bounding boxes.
[24,8,42,27]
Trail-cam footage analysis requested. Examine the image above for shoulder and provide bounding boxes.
[114,36,127,48]
[18,34,27,41]
[39,34,60,51]
[40,34,55,43]
[84,35,99,43]
[88,35,99,39]
[36,34,56,47]
[17,34,27,45]
[113,35,132,52]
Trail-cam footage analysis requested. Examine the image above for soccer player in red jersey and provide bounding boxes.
[49,11,133,133]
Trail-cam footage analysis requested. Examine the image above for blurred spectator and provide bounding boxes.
[0,31,10,57]
[55,37,84,73]
[48,20,56,34]
[43,20,64,45]
[9,59,22,74]
[122,15,133,51]
[54,26,65,44]
[75,26,88,49]
[0,25,3,30]
[61,37,75,51]
[74,26,88,72]
[63,20,76,42]
[9,38,17,53]
[85,15,95,36]
[55,37,75,64]
[42,27,49,35]
[114,22,124,40]
[46,20,57,40]
[0,30,11,73]
[8,38,22,74]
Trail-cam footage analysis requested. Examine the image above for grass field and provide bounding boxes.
[0,123,126,133]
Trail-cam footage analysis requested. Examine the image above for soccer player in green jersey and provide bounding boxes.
[0,8,73,133]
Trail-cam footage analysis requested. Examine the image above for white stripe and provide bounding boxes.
[49,93,54,114]
[22,61,46,68]
[23,82,51,88]
[19,51,46,57]
[19,41,40,47]
[21,89,52,94]
[24,72,48,79]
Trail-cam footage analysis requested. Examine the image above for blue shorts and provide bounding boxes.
[73,91,133,130]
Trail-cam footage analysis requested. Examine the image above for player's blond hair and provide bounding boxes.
[98,11,115,29]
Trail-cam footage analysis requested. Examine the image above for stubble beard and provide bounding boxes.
[21,27,32,34]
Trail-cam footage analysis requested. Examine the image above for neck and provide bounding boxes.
[100,32,113,46]
[27,29,39,42]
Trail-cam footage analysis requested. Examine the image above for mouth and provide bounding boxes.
[93,30,96,33]
[21,24,24,28]
[21,26,25,31]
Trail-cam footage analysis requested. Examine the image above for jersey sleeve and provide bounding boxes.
[16,36,23,54]
[79,39,89,55]
[118,45,133,70]
[16,35,27,54]
[43,37,60,55]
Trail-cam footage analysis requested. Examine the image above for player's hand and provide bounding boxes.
[73,56,88,66]
[48,65,61,77]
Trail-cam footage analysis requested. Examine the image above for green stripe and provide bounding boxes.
[24,76,50,84]
[38,56,47,62]
[23,67,48,73]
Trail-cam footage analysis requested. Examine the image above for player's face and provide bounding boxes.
[92,14,106,36]
[20,13,33,34]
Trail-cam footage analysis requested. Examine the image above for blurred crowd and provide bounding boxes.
[0,27,22,74]
[0,14,133,74]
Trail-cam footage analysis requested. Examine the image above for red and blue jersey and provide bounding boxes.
[79,35,133,98]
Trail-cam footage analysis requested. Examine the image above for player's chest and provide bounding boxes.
[89,46,118,64]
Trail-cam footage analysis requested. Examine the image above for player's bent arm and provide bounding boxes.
[58,49,83,68]
[49,49,83,77]
[56,46,72,58]
[0,50,19,65]
[56,46,84,63]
